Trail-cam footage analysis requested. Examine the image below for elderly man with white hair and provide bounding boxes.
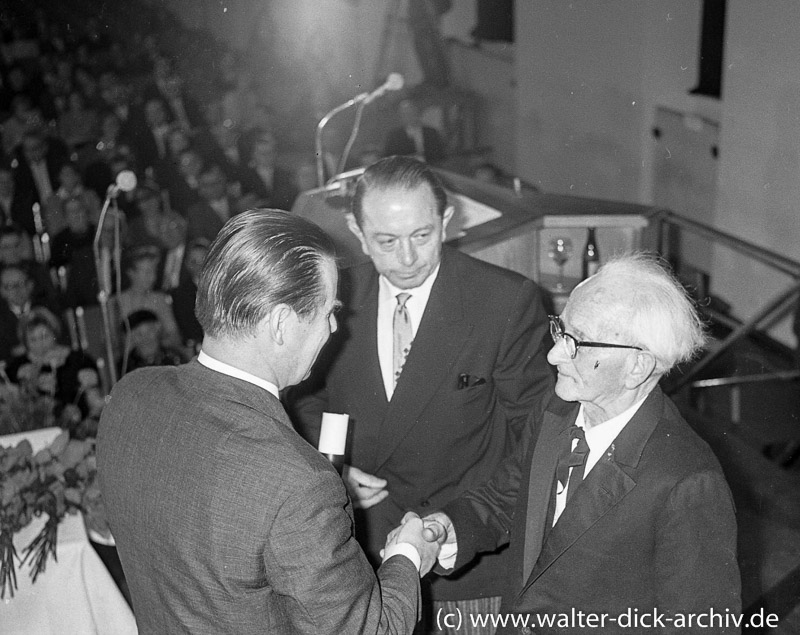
[417,253,741,635]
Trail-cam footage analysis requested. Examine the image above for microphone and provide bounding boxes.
[318,412,349,475]
[107,170,138,197]
[360,73,404,104]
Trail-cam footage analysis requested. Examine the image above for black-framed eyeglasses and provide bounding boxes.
[548,315,643,359]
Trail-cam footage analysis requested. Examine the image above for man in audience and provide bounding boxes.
[0,224,60,309]
[384,99,446,165]
[287,156,553,631]
[0,263,61,363]
[0,162,36,233]
[187,164,253,242]
[13,128,69,209]
[239,129,299,210]
[170,237,208,349]
[419,254,741,633]
[99,209,439,633]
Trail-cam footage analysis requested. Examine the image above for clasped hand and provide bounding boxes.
[384,511,455,577]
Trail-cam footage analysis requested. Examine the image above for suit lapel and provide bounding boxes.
[518,389,665,598]
[346,271,390,429]
[521,402,577,582]
[372,249,473,471]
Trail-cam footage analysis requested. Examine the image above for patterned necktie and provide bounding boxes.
[393,292,413,386]
[555,425,590,504]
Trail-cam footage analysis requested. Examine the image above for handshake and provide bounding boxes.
[383,511,455,577]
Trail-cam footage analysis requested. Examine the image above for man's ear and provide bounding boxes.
[625,350,658,389]
[441,205,455,236]
[345,213,370,256]
[267,303,293,346]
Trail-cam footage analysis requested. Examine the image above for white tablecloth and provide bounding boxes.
[0,428,138,635]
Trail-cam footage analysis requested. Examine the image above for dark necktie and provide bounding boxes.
[555,425,590,504]
[393,292,412,386]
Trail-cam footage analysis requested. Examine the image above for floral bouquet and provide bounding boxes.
[0,430,107,599]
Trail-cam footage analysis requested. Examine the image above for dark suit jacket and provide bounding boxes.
[239,165,300,212]
[0,187,37,235]
[384,125,446,164]
[186,197,240,243]
[445,388,741,634]
[12,139,70,205]
[288,246,553,601]
[98,361,421,634]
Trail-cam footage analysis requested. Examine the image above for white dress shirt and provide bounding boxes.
[377,264,440,400]
[552,396,647,524]
[197,350,279,399]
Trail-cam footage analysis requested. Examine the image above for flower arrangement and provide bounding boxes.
[0,429,108,599]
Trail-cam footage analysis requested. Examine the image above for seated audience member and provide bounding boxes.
[5,307,103,418]
[50,196,101,308]
[44,161,102,235]
[187,164,253,242]
[0,264,63,363]
[13,128,70,206]
[1,94,43,156]
[167,147,205,216]
[419,254,741,631]
[117,308,184,377]
[0,225,60,310]
[160,74,205,132]
[383,98,446,165]
[170,238,208,350]
[58,89,99,153]
[113,246,182,349]
[238,130,298,210]
[127,182,188,290]
[0,161,36,232]
[134,97,172,176]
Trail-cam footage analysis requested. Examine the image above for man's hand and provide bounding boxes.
[342,464,389,509]
[421,512,456,548]
[385,512,442,576]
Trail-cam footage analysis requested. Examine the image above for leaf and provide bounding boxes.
[48,431,70,457]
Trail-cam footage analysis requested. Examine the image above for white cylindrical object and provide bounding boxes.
[318,412,349,455]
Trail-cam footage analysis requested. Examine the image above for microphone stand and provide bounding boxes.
[315,93,367,188]
[93,191,121,387]
[337,98,368,176]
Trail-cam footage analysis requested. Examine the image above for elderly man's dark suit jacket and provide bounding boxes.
[98,361,420,634]
[444,387,741,634]
[288,246,553,602]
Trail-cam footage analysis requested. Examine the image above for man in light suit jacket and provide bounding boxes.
[420,254,741,634]
[287,156,553,629]
[98,209,441,634]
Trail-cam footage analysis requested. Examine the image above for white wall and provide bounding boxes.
[711,0,800,341]
[514,1,709,203]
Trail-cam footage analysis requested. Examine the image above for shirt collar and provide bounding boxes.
[576,395,648,473]
[379,262,440,305]
[197,350,279,399]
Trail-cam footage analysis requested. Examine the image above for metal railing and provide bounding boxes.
[654,210,800,403]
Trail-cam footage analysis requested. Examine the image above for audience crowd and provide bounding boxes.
[0,1,304,410]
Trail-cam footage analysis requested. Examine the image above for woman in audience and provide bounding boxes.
[45,161,101,234]
[117,308,184,378]
[113,245,182,349]
[5,307,104,418]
